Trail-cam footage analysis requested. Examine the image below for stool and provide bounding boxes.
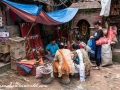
[60,74,70,85]
[41,73,53,84]
[74,73,79,78]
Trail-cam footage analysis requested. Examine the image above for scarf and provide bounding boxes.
[59,49,70,75]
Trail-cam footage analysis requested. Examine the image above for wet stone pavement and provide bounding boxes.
[0,62,120,90]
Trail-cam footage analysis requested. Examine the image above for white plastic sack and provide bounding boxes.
[101,43,113,66]
[74,63,80,73]
[35,66,44,79]
[100,0,111,16]
[76,50,85,82]
[86,45,92,54]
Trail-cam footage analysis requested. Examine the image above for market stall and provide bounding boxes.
[0,0,80,82]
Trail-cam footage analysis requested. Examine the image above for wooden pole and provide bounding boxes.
[23,22,35,45]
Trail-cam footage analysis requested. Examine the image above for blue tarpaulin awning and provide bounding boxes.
[3,0,78,25]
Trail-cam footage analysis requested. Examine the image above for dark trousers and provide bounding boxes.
[95,46,101,66]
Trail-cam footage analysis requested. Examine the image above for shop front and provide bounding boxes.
[0,0,79,75]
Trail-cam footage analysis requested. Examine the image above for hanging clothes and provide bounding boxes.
[9,9,17,22]
[100,0,111,16]
[53,28,62,39]
[6,7,14,26]
[62,28,68,38]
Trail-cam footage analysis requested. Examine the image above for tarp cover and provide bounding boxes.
[3,0,78,25]
[46,8,78,23]
[3,0,42,15]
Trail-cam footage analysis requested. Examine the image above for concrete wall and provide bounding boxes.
[112,49,120,62]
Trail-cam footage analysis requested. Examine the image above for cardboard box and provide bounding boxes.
[0,44,10,53]
[11,57,22,70]
[8,37,25,46]
[0,32,9,37]
[9,37,26,59]
[6,25,20,37]
[10,45,26,59]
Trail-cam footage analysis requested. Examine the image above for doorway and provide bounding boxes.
[77,19,90,43]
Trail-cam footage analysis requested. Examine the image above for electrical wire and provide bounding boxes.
[70,0,74,3]
[34,0,68,6]
[59,0,67,7]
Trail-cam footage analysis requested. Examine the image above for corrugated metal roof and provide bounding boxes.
[70,1,101,9]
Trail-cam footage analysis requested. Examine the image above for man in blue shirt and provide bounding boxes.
[45,38,59,60]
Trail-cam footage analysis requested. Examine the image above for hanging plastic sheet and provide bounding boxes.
[100,0,111,16]
[3,0,78,25]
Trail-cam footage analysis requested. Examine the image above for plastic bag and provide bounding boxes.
[86,45,91,54]
[107,26,117,42]
[100,0,111,16]
[101,43,113,66]
[87,39,93,47]
[76,50,85,82]
[96,36,109,45]
[87,39,96,58]
[35,66,44,79]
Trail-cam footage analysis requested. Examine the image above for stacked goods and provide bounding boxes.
[20,23,44,60]
[11,57,23,70]
[0,26,9,45]
[0,32,9,38]
[1,10,6,26]
[0,33,10,63]
[0,6,6,26]
[0,37,9,44]
[96,37,109,45]
[6,25,20,37]
[96,26,117,45]
[17,64,36,76]
[0,12,10,63]
[8,37,26,70]
[0,17,2,27]
[9,37,26,59]
[107,26,117,42]
[17,59,36,76]
[0,44,10,54]
[0,8,2,27]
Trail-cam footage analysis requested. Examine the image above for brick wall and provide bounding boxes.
[73,10,102,27]
[72,10,102,36]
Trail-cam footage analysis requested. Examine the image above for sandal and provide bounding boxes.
[91,65,97,67]
[92,67,100,70]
